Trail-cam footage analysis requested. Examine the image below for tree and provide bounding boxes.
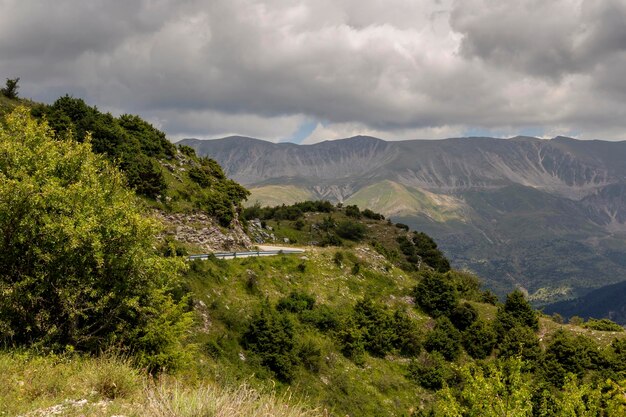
[497,325,541,362]
[242,306,297,381]
[336,220,366,241]
[414,271,458,318]
[450,302,478,331]
[344,204,361,218]
[425,317,462,361]
[539,330,603,387]
[433,358,534,417]
[408,352,451,390]
[495,290,538,334]
[462,319,497,359]
[412,232,450,272]
[0,108,192,371]
[353,298,396,357]
[1,77,19,99]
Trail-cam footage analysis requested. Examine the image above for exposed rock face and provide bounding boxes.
[154,211,252,252]
[180,135,626,202]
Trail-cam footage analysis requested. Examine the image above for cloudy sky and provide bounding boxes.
[2,0,626,143]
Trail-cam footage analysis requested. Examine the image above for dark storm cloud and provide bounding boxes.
[451,0,626,79]
[1,0,625,141]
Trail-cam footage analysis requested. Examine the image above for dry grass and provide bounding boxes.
[143,379,325,417]
[1,352,323,417]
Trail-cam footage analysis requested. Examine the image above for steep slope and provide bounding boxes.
[182,136,395,187]
[181,135,626,304]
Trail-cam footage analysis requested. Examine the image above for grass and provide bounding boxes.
[0,352,322,417]
[247,185,314,207]
[182,245,430,416]
[345,180,465,221]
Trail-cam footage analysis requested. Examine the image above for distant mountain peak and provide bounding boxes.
[552,135,578,142]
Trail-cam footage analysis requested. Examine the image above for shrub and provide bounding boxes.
[414,271,458,318]
[395,223,409,231]
[336,220,366,241]
[337,317,366,365]
[424,317,461,361]
[362,209,384,220]
[353,298,396,357]
[320,233,343,247]
[344,205,361,218]
[392,309,423,357]
[408,352,450,390]
[300,305,340,332]
[277,291,316,313]
[497,325,541,362]
[297,338,322,373]
[480,290,499,305]
[539,330,605,387]
[0,109,192,371]
[450,302,478,331]
[333,251,344,266]
[412,232,450,273]
[495,290,538,333]
[462,320,497,359]
[582,318,624,332]
[242,307,297,381]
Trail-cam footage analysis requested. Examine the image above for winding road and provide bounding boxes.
[188,245,305,260]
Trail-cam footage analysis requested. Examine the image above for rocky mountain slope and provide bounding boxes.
[180,135,626,305]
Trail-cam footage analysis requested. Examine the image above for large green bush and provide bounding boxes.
[0,108,192,371]
[242,307,298,381]
[414,271,458,318]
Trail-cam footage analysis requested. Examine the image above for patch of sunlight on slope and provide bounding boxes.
[246,185,314,207]
[345,180,466,222]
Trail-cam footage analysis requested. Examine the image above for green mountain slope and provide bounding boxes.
[3,102,626,415]
[248,184,314,206]
[182,135,626,306]
[345,180,465,221]
[3,94,249,228]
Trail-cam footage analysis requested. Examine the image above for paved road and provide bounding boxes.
[188,248,305,261]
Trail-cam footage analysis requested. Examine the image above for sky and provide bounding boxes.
[1,0,626,143]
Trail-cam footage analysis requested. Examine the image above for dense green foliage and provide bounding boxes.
[431,357,626,417]
[397,232,450,272]
[582,318,624,332]
[175,204,626,416]
[414,271,458,318]
[496,290,539,332]
[335,220,366,241]
[2,106,625,417]
[242,306,298,381]
[243,200,335,222]
[31,96,172,198]
[29,96,248,226]
[0,108,192,370]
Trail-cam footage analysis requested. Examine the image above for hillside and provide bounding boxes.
[180,135,626,306]
[2,105,626,416]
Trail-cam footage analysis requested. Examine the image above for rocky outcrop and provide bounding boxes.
[154,211,252,252]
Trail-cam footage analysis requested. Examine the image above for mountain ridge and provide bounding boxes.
[180,134,626,306]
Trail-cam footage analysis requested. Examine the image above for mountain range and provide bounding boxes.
[179,135,626,311]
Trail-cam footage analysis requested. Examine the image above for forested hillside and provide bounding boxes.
[182,135,626,307]
[2,92,249,228]
[1,97,625,416]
